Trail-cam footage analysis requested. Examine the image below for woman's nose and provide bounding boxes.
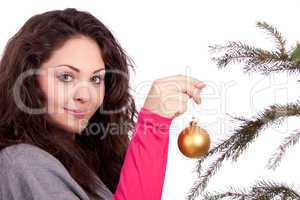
[73,84,91,103]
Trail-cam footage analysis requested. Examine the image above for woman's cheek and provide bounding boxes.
[97,84,105,108]
[47,83,69,114]
[100,84,105,104]
[89,84,104,115]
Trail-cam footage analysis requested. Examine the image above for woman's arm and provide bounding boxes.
[112,107,174,200]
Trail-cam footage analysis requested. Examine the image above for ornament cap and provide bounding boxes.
[190,116,198,127]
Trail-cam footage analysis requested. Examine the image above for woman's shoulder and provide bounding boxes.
[0,143,63,169]
[0,143,90,200]
[0,143,75,182]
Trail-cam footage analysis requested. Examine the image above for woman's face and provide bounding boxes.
[37,35,106,138]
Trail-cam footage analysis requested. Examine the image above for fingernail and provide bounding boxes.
[197,98,201,104]
[196,82,206,87]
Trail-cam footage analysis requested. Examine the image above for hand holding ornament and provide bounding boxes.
[143,74,210,158]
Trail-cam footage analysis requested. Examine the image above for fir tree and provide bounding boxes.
[186,21,300,200]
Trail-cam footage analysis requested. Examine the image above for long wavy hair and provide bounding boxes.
[0,8,137,199]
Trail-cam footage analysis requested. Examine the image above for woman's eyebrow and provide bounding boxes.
[54,64,105,73]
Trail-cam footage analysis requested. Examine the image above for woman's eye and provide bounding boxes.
[91,75,104,84]
[57,73,73,82]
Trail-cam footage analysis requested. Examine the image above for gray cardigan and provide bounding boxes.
[0,143,113,200]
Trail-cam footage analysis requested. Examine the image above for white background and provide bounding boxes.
[1,1,300,199]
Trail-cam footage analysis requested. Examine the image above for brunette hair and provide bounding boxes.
[0,8,137,199]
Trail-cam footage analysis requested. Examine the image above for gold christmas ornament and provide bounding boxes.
[177,117,211,159]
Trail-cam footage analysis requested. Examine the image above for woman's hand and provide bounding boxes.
[143,74,206,118]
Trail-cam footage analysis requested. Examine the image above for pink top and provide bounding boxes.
[112,107,174,200]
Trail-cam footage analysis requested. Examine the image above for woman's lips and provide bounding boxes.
[64,108,88,118]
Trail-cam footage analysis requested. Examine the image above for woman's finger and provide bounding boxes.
[157,74,204,87]
[179,81,204,104]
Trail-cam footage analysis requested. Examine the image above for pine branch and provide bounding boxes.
[256,21,287,56]
[187,102,300,199]
[267,129,300,170]
[209,21,300,75]
[202,180,300,200]
[209,41,300,75]
[187,152,228,200]
[209,41,279,68]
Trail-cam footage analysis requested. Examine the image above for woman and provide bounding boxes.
[0,8,205,200]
